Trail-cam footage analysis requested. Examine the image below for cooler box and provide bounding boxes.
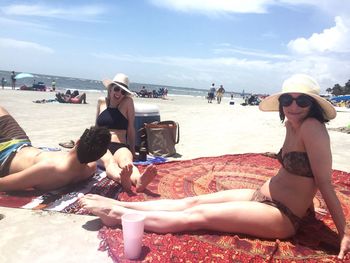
[134,103,160,148]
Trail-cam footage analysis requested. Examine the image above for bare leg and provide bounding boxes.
[79,196,295,238]
[119,188,255,210]
[105,160,131,188]
[133,164,157,192]
[0,106,10,115]
[114,147,156,192]
[79,93,87,104]
[79,188,255,218]
[113,148,134,190]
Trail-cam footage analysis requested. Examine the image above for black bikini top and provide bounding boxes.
[277,148,314,178]
[96,107,128,130]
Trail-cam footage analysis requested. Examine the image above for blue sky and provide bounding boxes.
[1,0,350,94]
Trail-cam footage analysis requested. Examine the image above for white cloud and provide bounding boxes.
[149,0,274,14]
[91,51,284,91]
[0,17,50,29]
[213,46,290,60]
[149,0,350,21]
[0,38,54,53]
[91,48,350,93]
[2,4,106,22]
[288,16,350,54]
[280,0,350,17]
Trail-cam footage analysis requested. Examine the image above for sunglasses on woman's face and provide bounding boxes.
[112,85,126,95]
[278,94,313,108]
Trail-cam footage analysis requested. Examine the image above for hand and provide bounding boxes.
[338,233,350,260]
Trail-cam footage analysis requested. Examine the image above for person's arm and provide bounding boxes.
[302,119,349,259]
[95,97,105,125]
[125,97,136,157]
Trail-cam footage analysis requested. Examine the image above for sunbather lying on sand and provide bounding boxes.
[56,92,87,104]
[0,106,111,191]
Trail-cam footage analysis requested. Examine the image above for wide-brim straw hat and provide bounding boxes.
[259,74,336,120]
[102,73,133,95]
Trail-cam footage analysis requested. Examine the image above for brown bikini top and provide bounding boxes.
[277,148,314,178]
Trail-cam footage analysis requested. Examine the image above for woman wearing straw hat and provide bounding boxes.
[96,73,156,192]
[81,74,349,259]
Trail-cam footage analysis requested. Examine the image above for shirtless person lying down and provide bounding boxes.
[0,105,110,191]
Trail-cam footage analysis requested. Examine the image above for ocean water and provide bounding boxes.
[0,70,237,98]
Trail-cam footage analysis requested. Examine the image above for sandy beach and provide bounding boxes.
[0,88,349,172]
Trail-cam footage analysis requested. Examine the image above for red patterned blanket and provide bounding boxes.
[98,153,350,263]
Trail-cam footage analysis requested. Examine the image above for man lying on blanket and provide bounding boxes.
[0,106,112,191]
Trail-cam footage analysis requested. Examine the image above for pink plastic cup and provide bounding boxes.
[121,213,145,259]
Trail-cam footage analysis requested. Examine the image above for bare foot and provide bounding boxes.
[79,194,124,226]
[135,164,157,192]
[120,163,133,190]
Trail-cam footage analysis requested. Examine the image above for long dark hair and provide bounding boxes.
[279,95,329,123]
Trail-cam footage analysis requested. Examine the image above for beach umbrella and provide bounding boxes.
[331,95,350,102]
[15,73,34,79]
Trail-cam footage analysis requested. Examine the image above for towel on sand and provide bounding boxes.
[98,153,350,262]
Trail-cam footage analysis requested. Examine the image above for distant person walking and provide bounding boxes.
[208,83,216,103]
[216,85,225,104]
[1,77,6,89]
[51,80,56,91]
[10,71,16,90]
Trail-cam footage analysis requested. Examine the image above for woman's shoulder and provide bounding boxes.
[121,96,134,106]
[300,117,328,138]
[302,117,325,129]
[124,95,134,102]
[97,96,107,104]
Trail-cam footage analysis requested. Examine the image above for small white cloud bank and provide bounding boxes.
[0,38,54,53]
[288,16,350,54]
[2,4,106,21]
[149,0,272,14]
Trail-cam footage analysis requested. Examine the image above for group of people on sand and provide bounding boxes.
[207,83,226,104]
[55,89,88,104]
[0,73,349,259]
[136,85,168,98]
[1,71,18,90]
[332,99,350,108]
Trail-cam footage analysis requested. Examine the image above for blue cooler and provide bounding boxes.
[134,103,160,148]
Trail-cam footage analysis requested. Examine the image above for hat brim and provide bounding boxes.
[259,91,336,120]
[102,79,134,95]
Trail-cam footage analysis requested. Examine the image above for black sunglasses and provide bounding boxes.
[279,94,313,108]
[112,85,126,95]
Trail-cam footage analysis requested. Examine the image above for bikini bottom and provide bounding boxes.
[108,142,130,155]
[0,140,32,177]
[0,115,32,177]
[251,188,302,231]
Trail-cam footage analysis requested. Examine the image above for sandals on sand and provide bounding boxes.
[59,140,75,149]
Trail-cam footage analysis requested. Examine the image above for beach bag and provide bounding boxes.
[144,121,180,157]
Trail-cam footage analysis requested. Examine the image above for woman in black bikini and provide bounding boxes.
[96,73,156,192]
[81,74,349,259]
